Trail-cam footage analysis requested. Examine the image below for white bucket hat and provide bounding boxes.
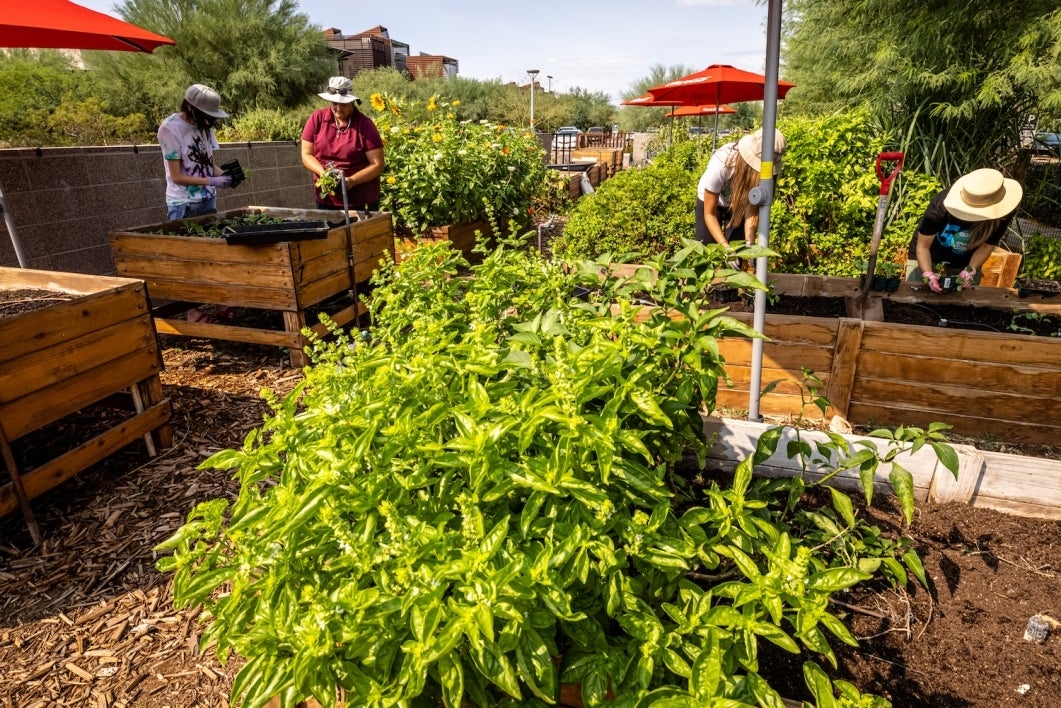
[184,84,228,118]
[318,76,358,104]
[737,128,786,171]
[943,168,1023,222]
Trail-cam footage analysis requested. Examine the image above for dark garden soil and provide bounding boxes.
[1,295,1060,706]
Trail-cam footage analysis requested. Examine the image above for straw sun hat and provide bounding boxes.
[943,168,1023,222]
[737,128,786,171]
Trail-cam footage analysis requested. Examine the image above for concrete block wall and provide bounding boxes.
[0,141,315,274]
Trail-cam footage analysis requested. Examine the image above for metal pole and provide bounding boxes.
[748,0,783,422]
[528,69,539,129]
[0,186,29,267]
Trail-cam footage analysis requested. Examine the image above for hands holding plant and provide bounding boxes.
[958,266,976,289]
[923,271,943,293]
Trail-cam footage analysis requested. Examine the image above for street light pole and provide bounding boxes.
[547,75,553,93]
[527,69,539,128]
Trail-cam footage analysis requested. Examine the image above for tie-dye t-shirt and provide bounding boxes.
[157,113,219,207]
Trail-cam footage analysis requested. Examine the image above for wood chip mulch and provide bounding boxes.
[0,339,302,708]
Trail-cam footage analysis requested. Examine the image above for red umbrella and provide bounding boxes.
[648,64,795,149]
[663,104,737,118]
[621,93,683,107]
[647,64,795,105]
[1,0,174,269]
[2,0,175,53]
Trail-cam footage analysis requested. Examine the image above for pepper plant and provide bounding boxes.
[157,235,954,707]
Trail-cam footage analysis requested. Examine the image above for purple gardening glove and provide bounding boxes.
[207,175,233,188]
[924,271,943,293]
[958,267,976,289]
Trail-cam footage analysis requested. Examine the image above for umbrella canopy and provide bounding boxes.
[2,0,175,53]
[664,104,737,118]
[646,63,795,106]
[621,93,684,107]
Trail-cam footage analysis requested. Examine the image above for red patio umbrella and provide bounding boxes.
[1,0,174,269]
[2,0,175,52]
[663,104,737,118]
[647,64,795,149]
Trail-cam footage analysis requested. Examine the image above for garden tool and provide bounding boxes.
[337,168,362,324]
[850,152,904,318]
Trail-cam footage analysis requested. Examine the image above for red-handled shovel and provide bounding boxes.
[850,152,904,318]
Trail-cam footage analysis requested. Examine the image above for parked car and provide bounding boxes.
[1032,132,1061,156]
[585,126,605,146]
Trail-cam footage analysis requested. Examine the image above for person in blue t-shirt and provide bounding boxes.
[906,168,1022,292]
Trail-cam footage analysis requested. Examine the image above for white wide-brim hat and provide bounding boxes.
[318,76,358,104]
[737,128,786,171]
[943,168,1023,222]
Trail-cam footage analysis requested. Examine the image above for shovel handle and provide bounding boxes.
[875,152,904,196]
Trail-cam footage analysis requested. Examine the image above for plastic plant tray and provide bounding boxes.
[223,220,332,245]
[1016,278,1061,298]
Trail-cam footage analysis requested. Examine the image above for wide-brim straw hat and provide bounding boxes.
[943,168,1023,222]
[737,128,786,171]
[318,76,358,104]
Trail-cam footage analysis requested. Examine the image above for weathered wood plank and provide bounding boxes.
[718,340,834,373]
[846,401,1061,447]
[0,283,149,363]
[0,401,171,517]
[853,377,1061,423]
[857,350,1061,397]
[859,321,1061,365]
[825,318,863,418]
[0,317,156,403]
[152,317,301,348]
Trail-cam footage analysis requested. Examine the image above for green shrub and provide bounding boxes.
[770,111,941,276]
[1022,162,1061,226]
[216,108,305,142]
[157,237,954,708]
[552,138,711,261]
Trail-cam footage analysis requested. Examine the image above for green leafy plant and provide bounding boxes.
[370,92,549,236]
[314,164,341,199]
[1020,233,1061,281]
[157,236,954,707]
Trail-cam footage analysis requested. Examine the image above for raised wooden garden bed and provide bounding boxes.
[395,219,495,263]
[714,273,1061,446]
[109,207,394,367]
[0,267,172,543]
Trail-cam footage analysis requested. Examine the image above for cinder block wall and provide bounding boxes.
[0,141,315,273]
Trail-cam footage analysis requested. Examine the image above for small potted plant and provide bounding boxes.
[878,261,903,292]
[930,262,960,293]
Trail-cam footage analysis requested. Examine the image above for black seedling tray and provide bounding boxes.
[1016,278,1061,298]
[223,220,332,245]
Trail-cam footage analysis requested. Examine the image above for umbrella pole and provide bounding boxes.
[0,185,29,267]
[748,0,784,423]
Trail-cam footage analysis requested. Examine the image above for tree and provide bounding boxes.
[783,0,1061,181]
[92,0,334,122]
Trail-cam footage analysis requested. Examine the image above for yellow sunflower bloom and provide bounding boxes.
[370,93,385,112]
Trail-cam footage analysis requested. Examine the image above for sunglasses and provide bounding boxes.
[327,87,351,96]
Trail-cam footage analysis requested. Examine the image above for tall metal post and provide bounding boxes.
[527,69,540,128]
[748,0,784,422]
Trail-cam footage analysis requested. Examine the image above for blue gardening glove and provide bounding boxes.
[208,175,233,188]
[924,271,943,293]
[958,267,976,289]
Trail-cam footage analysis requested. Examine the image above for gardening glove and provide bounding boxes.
[208,175,233,188]
[924,271,943,293]
[958,267,976,289]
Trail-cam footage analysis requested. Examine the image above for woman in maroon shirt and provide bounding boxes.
[300,76,385,212]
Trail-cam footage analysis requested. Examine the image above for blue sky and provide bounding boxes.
[76,0,772,104]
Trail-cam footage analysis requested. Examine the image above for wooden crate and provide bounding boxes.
[396,219,495,263]
[109,207,394,367]
[979,247,1022,288]
[0,267,172,542]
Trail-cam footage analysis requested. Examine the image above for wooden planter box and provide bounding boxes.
[395,219,495,263]
[109,207,394,367]
[713,273,1061,446]
[0,267,172,542]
